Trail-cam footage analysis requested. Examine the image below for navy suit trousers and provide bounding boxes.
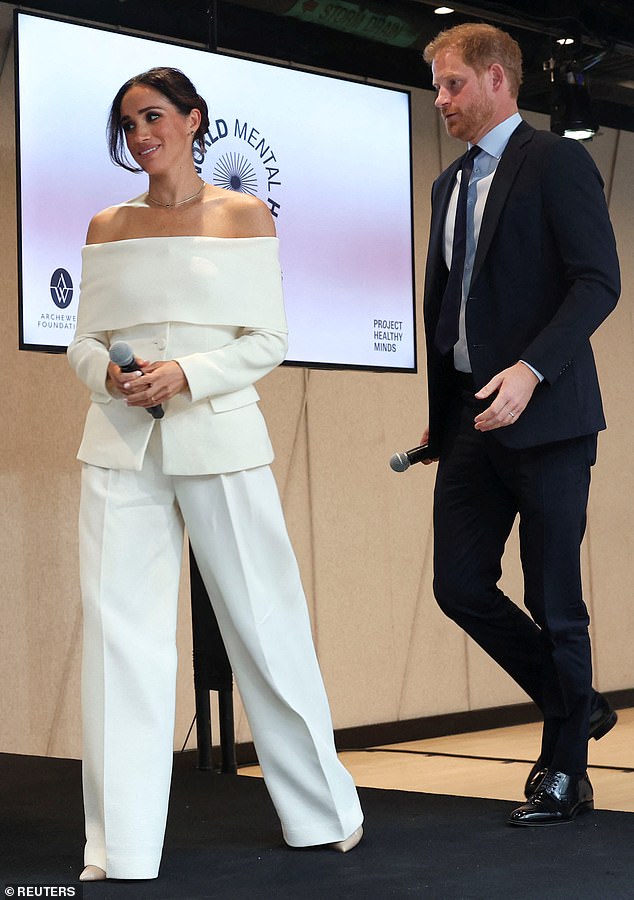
[432,382,596,775]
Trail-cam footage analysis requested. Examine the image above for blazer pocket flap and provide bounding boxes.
[209,385,260,413]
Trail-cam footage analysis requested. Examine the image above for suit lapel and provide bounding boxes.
[429,156,462,261]
[425,156,463,321]
[471,121,534,286]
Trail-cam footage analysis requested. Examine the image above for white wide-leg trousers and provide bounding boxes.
[79,432,362,879]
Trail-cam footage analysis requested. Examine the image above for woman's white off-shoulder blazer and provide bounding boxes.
[68,235,288,475]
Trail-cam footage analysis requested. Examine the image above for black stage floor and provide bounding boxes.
[2,751,633,899]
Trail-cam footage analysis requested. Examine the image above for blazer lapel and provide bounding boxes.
[429,156,463,260]
[425,155,463,312]
[471,121,534,286]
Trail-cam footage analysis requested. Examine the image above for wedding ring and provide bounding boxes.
[508,411,515,418]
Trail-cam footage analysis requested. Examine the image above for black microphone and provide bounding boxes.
[389,444,432,472]
[109,341,164,419]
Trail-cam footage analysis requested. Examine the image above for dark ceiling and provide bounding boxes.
[18,0,634,132]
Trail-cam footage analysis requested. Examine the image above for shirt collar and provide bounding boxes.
[469,112,523,160]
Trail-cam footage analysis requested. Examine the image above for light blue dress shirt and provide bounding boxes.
[444,112,541,381]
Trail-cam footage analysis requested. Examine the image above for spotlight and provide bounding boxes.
[550,70,597,141]
[434,6,454,14]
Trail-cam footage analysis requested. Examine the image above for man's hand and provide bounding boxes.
[473,362,539,432]
[419,427,439,464]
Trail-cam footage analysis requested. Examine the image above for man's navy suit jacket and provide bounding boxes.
[423,120,621,454]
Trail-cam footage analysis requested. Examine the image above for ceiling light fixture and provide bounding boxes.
[434,6,454,14]
[550,69,597,141]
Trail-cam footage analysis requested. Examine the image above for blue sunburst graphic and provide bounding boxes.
[213,152,258,194]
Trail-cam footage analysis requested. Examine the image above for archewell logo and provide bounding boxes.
[195,115,282,218]
[49,268,73,308]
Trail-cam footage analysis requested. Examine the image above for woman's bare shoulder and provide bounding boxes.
[85,204,132,245]
[207,189,276,238]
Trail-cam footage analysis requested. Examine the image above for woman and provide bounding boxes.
[68,67,363,882]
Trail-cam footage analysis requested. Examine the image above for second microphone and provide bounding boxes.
[389,444,432,472]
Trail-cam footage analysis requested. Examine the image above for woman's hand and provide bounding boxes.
[106,357,150,398]
[122,360,188,409]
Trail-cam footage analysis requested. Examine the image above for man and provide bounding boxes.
[420,23,620,825]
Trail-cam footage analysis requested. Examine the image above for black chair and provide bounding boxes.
[189,544,237,773]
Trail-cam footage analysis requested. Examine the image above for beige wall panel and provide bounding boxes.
[411,85,443,244]
[585,130,620,197]
[584,128,634,690]
[2,16,632,760]
[302,370,407,725]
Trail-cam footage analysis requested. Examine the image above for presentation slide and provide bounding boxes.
[16,12,416,370]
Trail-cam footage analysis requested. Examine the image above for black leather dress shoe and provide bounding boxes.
[509,770,593,826]
[523,693,617,798]
[523,761,548,799]
[589,693,618,741]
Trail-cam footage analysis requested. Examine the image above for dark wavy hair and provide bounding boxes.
[107,67,210,172]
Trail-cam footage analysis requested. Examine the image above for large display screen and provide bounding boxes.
[15,11,416,371]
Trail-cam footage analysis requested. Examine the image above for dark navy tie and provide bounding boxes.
[434,145,481,355]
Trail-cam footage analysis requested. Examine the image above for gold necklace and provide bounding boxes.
[147,180,205,208]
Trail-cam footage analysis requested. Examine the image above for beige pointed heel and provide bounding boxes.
[79,865,106,882]
[331,825,363,853]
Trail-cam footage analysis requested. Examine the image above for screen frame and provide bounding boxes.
[14,8,417,373]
